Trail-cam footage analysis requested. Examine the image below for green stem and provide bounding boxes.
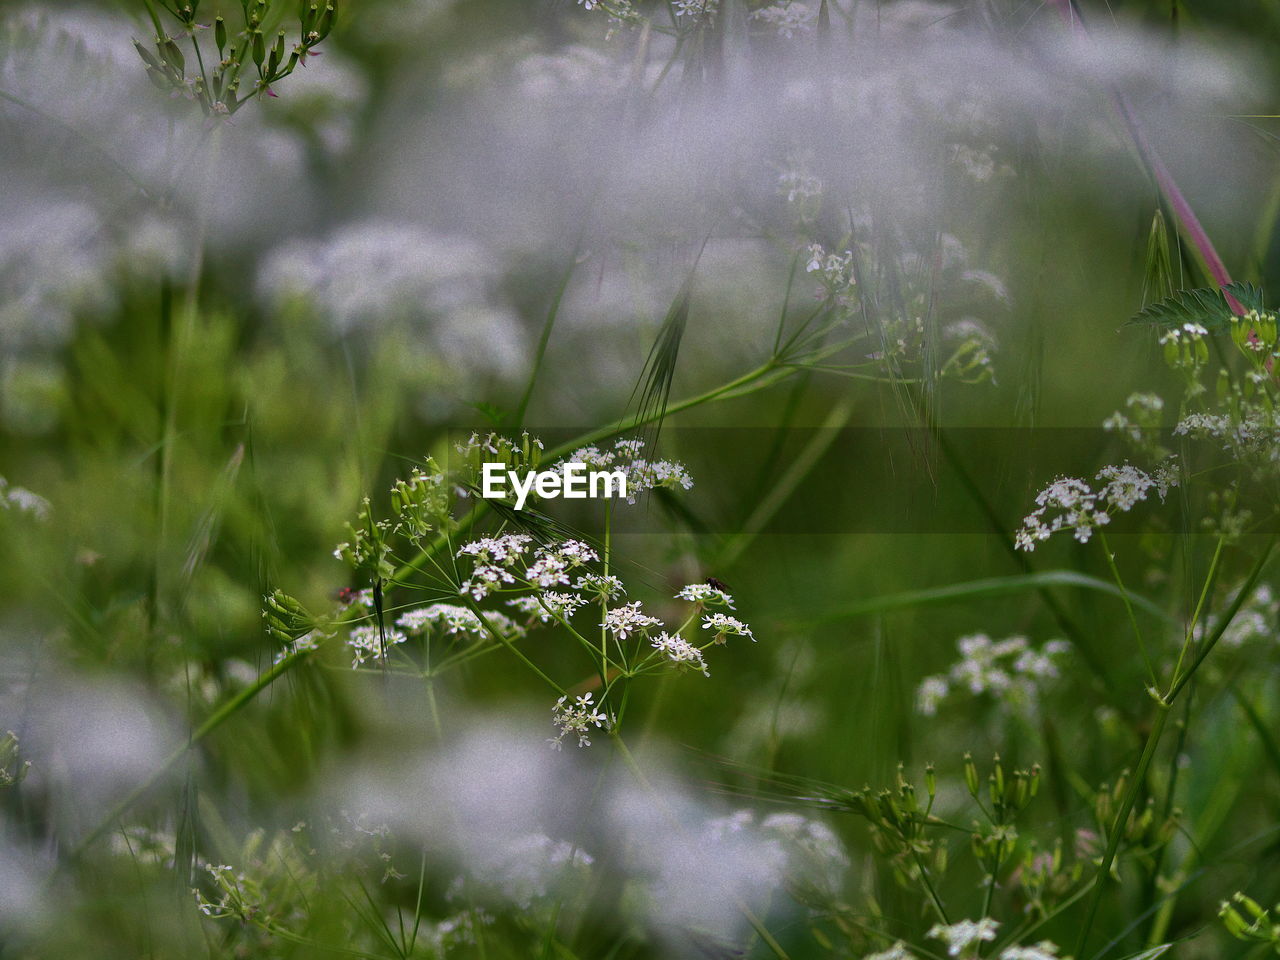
[1097,530,1157,688]
[1073,702,1171,959]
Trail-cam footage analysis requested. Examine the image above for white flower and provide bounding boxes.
[864,943,918,960]
[752,1,816,38]
[928,918,999,956]
[526,555,570,588]
[550,693,609,749]
[1015,462,1176,552]
[651,632,711,676]
[506,592,586,623]
[272,630,324,665]
[918,635,1068,716]
[396,603,521,639]
[701,613,755,642]
[999,943,1062,960]
[602,602,662,640]
[916,675,949,716]
[676,582,735,608]
[672,0,717,16]
[456,533,533,564]
[459,562,517,601]
[0,477,50,520]
[575,573,626,599]
[347,625,408,668]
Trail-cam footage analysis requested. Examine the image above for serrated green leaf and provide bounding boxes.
[1125,282,1266,330]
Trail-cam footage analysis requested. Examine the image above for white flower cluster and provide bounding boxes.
[672,0,718,17]
[999,944,1063,960]
[1159,321,1210,343]
[457,536,598,601]
[752,1,816,38]
[651,632,710,676]
[806,243,855,292]
[461,831,594,910]
[777,152,823,204]
[675,582,735,607]
[1195,583,1276,648]
[702,612,754,643]
[550,692,609,749]
[0,477,50,520]
[602,601,662,640]
[600,594,756,678]
[1015,462,1178,551]
[506,592,587,623]
[1173,411,1279,463]
[272,630,323,665]
[928,918,999,956]
[556,437,694,504]
[916,634,1069,716]
[1103,392,1165,444]
[576,572,626,600]
[863,944,916,960]
[872,923,1061,960]
[347,624,408,668]
[396,603,522,640]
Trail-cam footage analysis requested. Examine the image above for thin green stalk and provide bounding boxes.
[1166,536,1226,695]
[1097,530,1157,688]
[1076,536,1276,958]
[1073,702,1171,960]
[1166,536,1275,703]
[514,251,578,427]
[911,849,951,926]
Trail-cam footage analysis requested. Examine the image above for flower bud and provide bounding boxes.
[963,753,979,799]
[214,15,227,51]
[161,36,185,75]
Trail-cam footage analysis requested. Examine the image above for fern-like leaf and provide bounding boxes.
[1125,281,1266,331]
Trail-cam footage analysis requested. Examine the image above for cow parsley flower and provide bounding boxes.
[917,635,1069,716]
[672,0,717,17]
[459,562,518,601]
[550,693,609,749]
[752,1,816,38]
[865,945,917,960]
[999,943,1063,960]
[1195,583,1276,648]
[1015,462,1177,551]
[347,625,408,668]
[676,582,735,608]
[928,918,999,956]
[575,573,626,599]
[272,630,323,665]
[456,533,533,565]
[702,613,755,643]
[602,602,662,640]
[396,603,521,639]
[0,478,50,520]
[651,632,711,676]
[507,592,586,623]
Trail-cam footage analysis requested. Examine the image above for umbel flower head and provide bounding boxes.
[1014,462,1178,551]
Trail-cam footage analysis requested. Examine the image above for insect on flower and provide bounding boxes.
[705,576,732,593]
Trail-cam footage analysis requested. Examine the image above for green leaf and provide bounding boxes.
[1125,281,1266,331]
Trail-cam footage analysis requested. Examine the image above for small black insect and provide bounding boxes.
[336,587,358,605]
[705,576,732,593]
